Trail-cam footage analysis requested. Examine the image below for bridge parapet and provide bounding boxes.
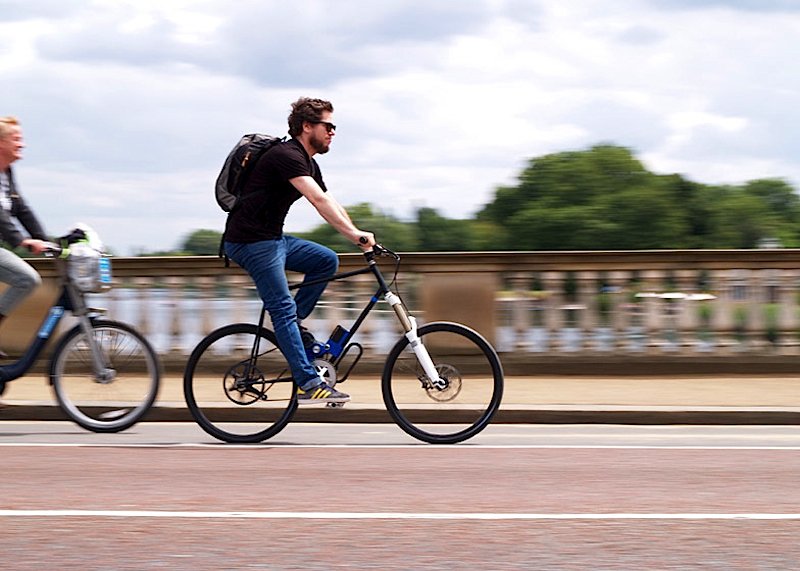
[6,250,800,364]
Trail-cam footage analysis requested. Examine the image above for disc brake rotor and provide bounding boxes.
[424,364,462,402]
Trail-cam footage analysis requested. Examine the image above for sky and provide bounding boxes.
[2,0,799,254]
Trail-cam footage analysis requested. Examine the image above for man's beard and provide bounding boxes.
[310,133,330,155]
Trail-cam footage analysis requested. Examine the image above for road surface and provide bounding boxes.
[2,423,799,569]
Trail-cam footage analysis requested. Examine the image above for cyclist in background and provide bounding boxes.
[224,97,375,404]
[0,117,49,358]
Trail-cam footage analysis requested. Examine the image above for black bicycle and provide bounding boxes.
[183,244,504,444]
[0,229,161,432]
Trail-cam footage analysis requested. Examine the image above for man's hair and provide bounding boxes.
[0,116,20,140]
[287,98,333,137]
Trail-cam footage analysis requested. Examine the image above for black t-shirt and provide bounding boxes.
[224,138,327,242]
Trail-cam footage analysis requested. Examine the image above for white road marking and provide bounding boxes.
[1,510,799,520]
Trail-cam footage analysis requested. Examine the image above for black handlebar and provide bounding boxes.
[40,242,63,257]
[35,229,90,257]
[364,243,400,262]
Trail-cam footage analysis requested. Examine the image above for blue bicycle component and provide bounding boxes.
[0,227,161,433]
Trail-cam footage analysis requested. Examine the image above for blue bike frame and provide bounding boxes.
[0,288,77,384]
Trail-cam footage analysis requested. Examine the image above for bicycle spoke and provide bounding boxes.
[51,321,160,433]
[184,324,297,443]
[383,323,503,444]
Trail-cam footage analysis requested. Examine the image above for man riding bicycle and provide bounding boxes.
[0,116,49,358]
[223,97,375,404]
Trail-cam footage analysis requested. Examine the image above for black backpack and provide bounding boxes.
[215,133,285,212]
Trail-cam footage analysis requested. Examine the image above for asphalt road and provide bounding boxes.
[2,423,800,570]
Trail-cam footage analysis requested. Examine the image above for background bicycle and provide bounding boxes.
[0,225,161,432]
[184,244,504,444]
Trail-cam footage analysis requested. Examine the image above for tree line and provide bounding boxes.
[168,144,800,256]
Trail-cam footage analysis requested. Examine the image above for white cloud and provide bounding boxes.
[1,0,799,253]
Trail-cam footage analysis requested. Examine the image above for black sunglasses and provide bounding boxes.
[309,120,336,133]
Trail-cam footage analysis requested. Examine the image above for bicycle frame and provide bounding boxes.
[284,249,443,386]
[184,244,504,444]
[0,259,106,385]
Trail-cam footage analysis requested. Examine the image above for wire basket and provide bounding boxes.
[66,243,112,293]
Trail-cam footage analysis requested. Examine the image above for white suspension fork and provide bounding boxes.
[385,292,444,387]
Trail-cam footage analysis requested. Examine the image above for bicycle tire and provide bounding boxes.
[183,323,297,443]
[50,319,161,433]
[382,321,504,444]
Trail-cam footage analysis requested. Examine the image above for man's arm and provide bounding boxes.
[290,175,375,249]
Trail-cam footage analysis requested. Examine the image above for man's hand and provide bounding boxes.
[20,238,48,254]
[356,232,375,251]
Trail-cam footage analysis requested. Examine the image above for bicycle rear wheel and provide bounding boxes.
[183,323,297,443]
[382,322,504,444]
[50,319,161,433]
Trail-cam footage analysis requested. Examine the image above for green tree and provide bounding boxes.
[477,144,800,250]
[296,203,418,252]
[742,179,800,246]
[180,229,223,255]
[480,145,683,249]
[159,144,800,254]
[711,189,775,248]
[415,207,477,251]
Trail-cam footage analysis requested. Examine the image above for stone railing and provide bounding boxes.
[9,250,800,372]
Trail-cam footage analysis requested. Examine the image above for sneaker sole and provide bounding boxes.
[297,397,350,405]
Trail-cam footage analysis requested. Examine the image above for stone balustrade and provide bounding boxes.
[8,250,800,369]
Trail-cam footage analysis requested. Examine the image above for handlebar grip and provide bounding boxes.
[42,242,64,256]
[359,236,368,245]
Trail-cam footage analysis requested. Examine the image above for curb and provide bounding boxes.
[2,404,799,426]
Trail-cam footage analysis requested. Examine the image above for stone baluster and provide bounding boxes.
[529,272,549,353]
[776,269,795,353]
[607,271,626,349]
[198,276,215,337]
[622,271,643,352]
[166,276,184,354]
[639,269,661,353]
[786,270,800,353]
[558,270,581,352]
[762,268,781,351]
[673,268,697,352]
[541,271,562,352]
[732,269,751,350]
[104,279,120,321]
[508,272,531,351]
[590,271,615,352]
[711,269,728,338]
[136,277,152,338]
[582,273,594,354]
[226,272,255,326]
[747,269,764,350]
[571,270,592,352]
[692,270,717,353]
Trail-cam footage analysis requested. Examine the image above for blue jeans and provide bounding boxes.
[225,236,338,390]
[0,248,42,316]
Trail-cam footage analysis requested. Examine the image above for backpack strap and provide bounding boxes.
[218,232,230,268]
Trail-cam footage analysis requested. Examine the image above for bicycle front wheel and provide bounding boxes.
[382,322,504,444]
[183,323,297,443]
[50,319,161,433]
